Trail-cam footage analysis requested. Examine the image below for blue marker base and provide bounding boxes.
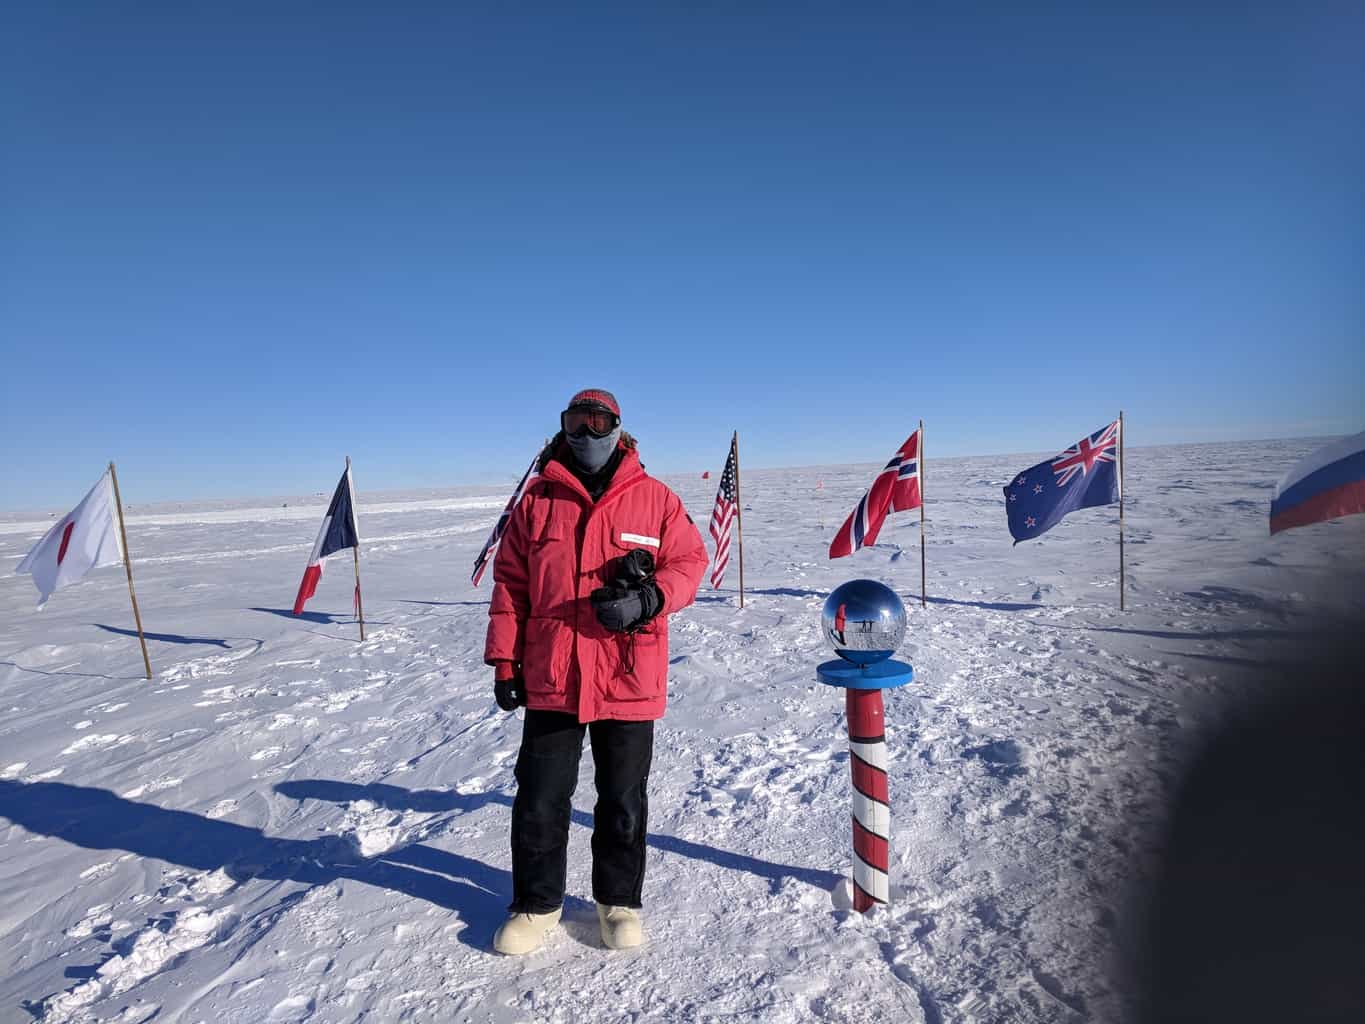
[816,659,914,690]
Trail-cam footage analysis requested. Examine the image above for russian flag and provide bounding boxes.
[1270,431,1365,535]
[293,465,360,614]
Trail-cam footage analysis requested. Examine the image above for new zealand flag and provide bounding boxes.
[1004,421,1120,543]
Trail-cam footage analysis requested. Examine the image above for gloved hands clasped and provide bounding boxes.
[591,548,663,633]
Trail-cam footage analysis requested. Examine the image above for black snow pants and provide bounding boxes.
[509,709,654,914]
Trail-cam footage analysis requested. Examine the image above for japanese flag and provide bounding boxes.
[15,470,124,608]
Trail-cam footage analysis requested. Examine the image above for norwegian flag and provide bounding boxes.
[471,454,540,586]
[708,438,739,588]
[1003,420,1120,543]
[829,429,922,559]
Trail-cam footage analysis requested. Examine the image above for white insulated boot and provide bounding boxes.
[597,904,644,950]
[493,908,562,955]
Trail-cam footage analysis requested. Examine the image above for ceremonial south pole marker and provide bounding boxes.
[817,579,914,913]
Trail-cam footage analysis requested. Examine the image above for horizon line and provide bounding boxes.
[0,432,1341,518]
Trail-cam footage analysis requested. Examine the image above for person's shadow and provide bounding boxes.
[275,779,844,893]
[0,780,536,953]
[0,777,841,956]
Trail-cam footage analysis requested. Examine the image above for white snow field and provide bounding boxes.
[1,439,1362,1024]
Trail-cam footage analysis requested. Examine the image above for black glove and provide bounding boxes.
[615,548,656,585]
[592,579,663,632]
[591,548,663,632]
[494,674,526,711]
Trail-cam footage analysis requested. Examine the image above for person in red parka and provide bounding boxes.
[485,388,708,955]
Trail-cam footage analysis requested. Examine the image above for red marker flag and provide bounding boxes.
[15,469,124,608]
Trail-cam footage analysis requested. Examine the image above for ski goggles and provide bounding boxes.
[561,407,620,438]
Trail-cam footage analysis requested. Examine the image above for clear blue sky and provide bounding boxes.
[2,3,1360,510]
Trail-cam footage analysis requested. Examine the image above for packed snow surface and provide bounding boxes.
[1,439,1361,1023]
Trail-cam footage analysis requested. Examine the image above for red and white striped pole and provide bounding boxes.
[819,579,913,914]
[847,688,890,911]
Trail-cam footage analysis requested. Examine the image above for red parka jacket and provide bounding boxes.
[484,443,708,722]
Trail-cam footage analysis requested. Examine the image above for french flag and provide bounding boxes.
[293,465,360,614]
[1270,431,1365,535]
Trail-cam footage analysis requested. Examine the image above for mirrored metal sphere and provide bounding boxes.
[821,579,907,665]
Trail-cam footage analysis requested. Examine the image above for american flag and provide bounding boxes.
[709,438,739,588]
[471,454,539,586]
[829,429,922,559]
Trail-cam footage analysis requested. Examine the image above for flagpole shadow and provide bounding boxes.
[924,597,1045,613]
[248,607,390,627]
[94,624,238,649]
[397,600,491,608]
[0,660,136,682]
[249,607,344,624]
[1036,622,1297,642]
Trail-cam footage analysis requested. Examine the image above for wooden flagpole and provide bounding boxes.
[347,456,366,641]
[108,461,152,680]
[1118,411,1126,612]
[919,419,926,608]
[733,431,745,609]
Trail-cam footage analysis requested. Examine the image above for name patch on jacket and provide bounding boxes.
[620,532,660,548]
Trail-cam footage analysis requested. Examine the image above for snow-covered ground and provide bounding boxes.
[1,438,1361,1023]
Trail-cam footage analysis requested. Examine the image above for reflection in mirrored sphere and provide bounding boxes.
[821,579,907,665]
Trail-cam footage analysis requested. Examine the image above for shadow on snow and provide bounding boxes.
[397,599,491,608]
[247,607,389,627]
[0,780,514,954]
[94,624,233,649]
[248,606,345,625]
[0,778,841,962]
[693,587,826,605]
[275,779,843,894]
[925,596,1045,612]
[0,661,137,682]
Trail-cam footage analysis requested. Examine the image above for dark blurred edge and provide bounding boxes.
[1124,613,1365,1024]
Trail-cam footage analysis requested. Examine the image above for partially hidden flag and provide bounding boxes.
[293,466,359,614]
[709,437,739,588]
[472,454,540,586]
[829,429,922,559]
[1004,420,1119,543]
[1270,430,1365,535]
[15,469,124,609]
